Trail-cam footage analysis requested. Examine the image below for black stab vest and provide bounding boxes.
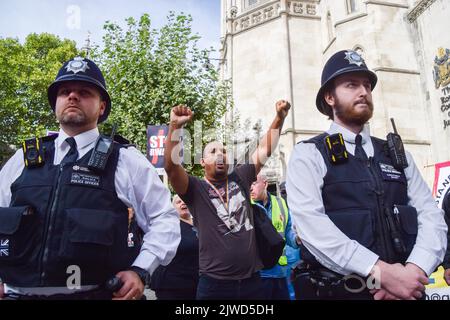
[299,133,418,268]
[0,135,142,287]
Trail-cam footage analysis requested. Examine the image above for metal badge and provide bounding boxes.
[65,56,90,74]
[344,50,365,67]
[127,233,135,248]
[72,165,92,173]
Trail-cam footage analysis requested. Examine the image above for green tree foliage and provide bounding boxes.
[0,33,79,164]
[0,14,230,176]
[96,13,229,176]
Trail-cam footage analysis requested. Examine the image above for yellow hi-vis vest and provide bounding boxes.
[270,194,288,266]
[252,194,289,266]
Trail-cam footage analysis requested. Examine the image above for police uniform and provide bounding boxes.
[442,189,450,270]
[0,57,180,298]
[286,50,447,299]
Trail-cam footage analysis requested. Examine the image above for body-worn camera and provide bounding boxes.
[22,138,45,168]
[324,133,348,165]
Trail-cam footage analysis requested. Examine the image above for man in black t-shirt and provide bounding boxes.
[164,101,290,300]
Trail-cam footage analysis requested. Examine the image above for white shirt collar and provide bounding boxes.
[328,122,371,145]
[56,127,99,151]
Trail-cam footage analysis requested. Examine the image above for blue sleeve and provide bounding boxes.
[285,211,299,249]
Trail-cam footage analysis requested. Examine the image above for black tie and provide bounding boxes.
[354,134,368,161]
[61,137,78,164]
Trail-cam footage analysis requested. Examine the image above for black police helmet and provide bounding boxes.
[47,57,111,123]
[316,50,378,117]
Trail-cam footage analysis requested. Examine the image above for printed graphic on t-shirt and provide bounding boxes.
[207,180,253,234]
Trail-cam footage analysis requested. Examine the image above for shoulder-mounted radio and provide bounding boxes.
[386,118,408,170]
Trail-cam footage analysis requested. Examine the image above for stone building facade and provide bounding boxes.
[219,0,450,187]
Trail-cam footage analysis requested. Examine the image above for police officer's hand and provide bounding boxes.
[404,263,429,298]
[275,100,291,119]
[170,105,194,128]
[372,261,428,300]
[444,268,450,286]
[370,288,400,300]
[112,271,144,300]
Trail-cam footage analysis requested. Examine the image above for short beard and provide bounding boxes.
[334,96,373,126]
[58,112,87,126]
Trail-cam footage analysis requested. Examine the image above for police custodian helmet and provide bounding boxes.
[316,50,378,117]
[47,56,111,123]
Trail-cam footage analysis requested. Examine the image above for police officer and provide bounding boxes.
[286,50,447,300]
[0,57,180,300]
[441,188,450,285]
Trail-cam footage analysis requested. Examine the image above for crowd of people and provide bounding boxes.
[0,50,449,300]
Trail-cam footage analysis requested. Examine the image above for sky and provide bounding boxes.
[0,0,221,56]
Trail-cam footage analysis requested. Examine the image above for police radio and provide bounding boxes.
[104,276,123,292]
[386,118,408,170]
[23,138,45,168]
[324,133,348,165]
[384,206,407,256]
[87,125,116,172]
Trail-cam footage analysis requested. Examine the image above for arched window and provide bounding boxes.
[346,0,358,14]
[245,0,271,10]
[327,12,333,42]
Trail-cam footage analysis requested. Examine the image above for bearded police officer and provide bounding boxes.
[286,50,447,300]
[441,189,450,285]
[0,57,180,300]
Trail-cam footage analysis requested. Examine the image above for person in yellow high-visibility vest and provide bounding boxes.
[251,173,300,300]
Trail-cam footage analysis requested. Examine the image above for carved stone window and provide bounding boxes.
[327,12,334,42]
[346,0,358,14]
[245,0,270,9]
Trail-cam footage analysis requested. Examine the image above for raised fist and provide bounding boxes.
[276,100,291,119]
[170,105,194,128]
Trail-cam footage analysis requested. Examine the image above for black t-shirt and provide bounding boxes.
[150,220,199,290]
[180,164,263,280]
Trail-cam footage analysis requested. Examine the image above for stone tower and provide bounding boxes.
[219,0,450,187]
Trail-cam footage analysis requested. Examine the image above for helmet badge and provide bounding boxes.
[344,51,365,67]
[65,56,90,74]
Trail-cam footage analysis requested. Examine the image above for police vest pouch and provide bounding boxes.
[58,208,115,266]
[326,208,375,249]
[0,206,37,264]
[391,205,418,256]
[252,204,285,269]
